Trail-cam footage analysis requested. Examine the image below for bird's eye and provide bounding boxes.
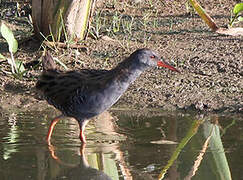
[150,55,155,59]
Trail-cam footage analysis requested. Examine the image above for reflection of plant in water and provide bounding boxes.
[158,119,203,180]
[201,120,232,180]
[220,119,236,137]
[158,117,232,180]
[185,121,215,179]
[3,113,19,160]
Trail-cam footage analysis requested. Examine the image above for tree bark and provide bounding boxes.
[32,0,95,41]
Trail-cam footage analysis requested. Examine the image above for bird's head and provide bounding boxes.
[131,48,180,72]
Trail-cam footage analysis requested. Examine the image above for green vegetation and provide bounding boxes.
[189,0,243,36]
[229,3,243,27]
[0,22,26,78]
[158,119,204,179]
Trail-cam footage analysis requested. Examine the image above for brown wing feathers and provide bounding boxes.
[36,52,74,105]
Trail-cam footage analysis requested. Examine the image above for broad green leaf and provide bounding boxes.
[233,3,243,15]
[0,22,18,53]
[0,53,5,59]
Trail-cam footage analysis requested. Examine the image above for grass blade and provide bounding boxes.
[158,119,203,180]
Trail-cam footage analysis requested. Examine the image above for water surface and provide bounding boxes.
[0,108,242,180]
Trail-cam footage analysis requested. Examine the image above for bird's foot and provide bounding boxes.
[48,144,58,160]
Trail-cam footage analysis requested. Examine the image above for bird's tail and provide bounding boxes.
[36,51,59,92]
[42,51,57,71]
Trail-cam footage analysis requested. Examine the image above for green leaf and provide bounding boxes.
[7,58,26,76]
[15,60,25,74]
[0,53,5,59]
[233,3,243,15]
[158,119,203,179]
[0,22,18,53]
[238,16,243,22]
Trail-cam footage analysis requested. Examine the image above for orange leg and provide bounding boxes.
[46,115,63,145]
[79,120,88,144]
[80,143,86,156]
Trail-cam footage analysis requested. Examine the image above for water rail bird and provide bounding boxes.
[36,48,180,144]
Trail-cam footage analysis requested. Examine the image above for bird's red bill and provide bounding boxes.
[157,61,180,72]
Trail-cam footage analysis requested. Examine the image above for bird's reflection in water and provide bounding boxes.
[48,144,112,180]
[47,112,132,180]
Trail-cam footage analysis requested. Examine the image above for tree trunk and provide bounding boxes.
[32,0,95,41]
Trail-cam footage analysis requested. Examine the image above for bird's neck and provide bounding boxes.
[93,58,148,113]
[112,57,148,86]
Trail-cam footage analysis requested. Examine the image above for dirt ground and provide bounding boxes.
[0,0,242,114]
